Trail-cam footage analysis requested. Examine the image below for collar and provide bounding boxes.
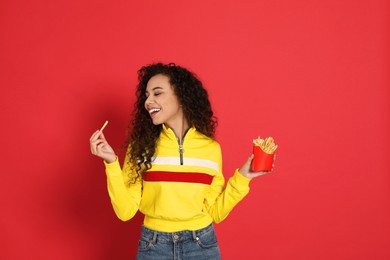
[162,124,196,141]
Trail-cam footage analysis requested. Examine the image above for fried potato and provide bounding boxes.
[253,136,278,154]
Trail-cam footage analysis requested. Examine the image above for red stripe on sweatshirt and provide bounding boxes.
[144,171,213,185]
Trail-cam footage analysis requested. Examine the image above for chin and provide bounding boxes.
[151,119,163,126]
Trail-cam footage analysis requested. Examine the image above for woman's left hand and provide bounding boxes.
[238,154,275,179]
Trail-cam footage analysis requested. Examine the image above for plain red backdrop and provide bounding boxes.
[1,0,389,259]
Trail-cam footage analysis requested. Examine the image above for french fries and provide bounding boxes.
[253,136,278,154]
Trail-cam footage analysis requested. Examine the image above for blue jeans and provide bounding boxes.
[136,224,221,260]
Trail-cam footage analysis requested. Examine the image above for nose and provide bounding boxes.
[145,95,154,107]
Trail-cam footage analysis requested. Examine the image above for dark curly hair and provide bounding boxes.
[124,62,218,183]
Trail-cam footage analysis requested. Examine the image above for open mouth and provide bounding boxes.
[148,108,161,117]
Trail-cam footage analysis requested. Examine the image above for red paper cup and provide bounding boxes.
[252,145,274,171]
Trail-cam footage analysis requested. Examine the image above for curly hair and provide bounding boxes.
[124,62,218,183]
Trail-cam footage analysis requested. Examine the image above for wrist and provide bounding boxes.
[104,155,117,164]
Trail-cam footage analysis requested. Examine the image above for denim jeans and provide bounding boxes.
[136,224,221,260]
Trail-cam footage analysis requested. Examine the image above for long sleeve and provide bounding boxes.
[104,154,142,221]
[203,149,252,223]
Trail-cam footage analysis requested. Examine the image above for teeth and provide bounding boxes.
[149,108,161,114]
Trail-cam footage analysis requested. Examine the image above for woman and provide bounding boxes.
[89,63,273,259]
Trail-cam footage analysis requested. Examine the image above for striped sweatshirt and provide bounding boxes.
[104,124,252,232]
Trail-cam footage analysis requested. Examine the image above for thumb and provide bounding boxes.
[99,131,108,142]
[244,154,254,169]
[247,154,254,163]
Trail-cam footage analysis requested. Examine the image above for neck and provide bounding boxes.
[166,119,189,142]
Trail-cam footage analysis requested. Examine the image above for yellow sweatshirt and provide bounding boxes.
[104,125,251,232]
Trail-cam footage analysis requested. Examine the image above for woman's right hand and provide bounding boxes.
[89,130,117,163]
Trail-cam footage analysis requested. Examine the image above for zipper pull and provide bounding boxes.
[179,144,184,165]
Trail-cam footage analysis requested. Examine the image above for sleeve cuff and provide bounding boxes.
[231,169,252,188]
[104,157,121,173]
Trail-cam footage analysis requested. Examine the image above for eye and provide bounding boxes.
[154,92,161,96]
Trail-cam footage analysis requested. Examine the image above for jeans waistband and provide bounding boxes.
[141,223,214,243]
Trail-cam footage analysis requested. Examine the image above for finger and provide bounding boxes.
[248,171,269,178]
[91,139,104,155]
[96,142,106,156]
[91,141,100,155]
[91,137,104,146]
[90,138,97,154]
[96,141,111,156]
[91,139,104,150]
[246,154,254,167]
[90,142,95,154]
[247,154,254,164]
[91,144,97,155]
[99,131,107,142]
[89,130,101,142]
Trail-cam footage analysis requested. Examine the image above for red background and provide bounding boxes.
[1,0,389,259]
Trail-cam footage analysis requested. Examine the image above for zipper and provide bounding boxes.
[173,128,190,165]
[179,142,184,165]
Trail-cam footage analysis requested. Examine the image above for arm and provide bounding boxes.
[203,146,252,223]
[90,129,142,221]
[204,168,251,223]
[204,152,273,223]
[104,154,142,221]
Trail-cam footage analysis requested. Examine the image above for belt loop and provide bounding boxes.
[152,230,157,244]
[192,230,199,241]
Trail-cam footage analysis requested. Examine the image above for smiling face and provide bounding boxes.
[144,74,186,130]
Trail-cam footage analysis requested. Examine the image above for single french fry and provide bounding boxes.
[99,120,108,132]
